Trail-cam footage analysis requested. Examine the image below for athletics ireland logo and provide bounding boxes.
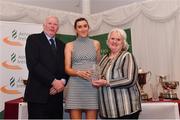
[1,52,22,70]
[2,29,23,46]
[0,77,21,94]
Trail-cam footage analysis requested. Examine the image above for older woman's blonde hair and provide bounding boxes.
[107,28,129,51]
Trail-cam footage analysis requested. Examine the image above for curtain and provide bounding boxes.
[0,0,180,97]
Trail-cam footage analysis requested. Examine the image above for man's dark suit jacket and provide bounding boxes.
[24,32,68,104]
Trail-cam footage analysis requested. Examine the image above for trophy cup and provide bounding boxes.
[90,64,101,81]
[138,68,151,101]
[159,75,179,99]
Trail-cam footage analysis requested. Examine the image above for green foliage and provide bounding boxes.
[56,28,132,55]
[56,34,76,43]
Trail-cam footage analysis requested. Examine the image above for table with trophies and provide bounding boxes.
[4,67,180,119]
[138,68,180,116]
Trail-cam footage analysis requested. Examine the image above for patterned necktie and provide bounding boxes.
[50,39,56,54]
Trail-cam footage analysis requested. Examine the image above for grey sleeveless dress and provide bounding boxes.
[65,37,98,110]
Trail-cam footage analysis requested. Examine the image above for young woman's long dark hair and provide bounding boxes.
[74,17,89,29]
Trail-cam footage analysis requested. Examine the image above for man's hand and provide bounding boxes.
[51,79,65,93]
[49,87,57,95]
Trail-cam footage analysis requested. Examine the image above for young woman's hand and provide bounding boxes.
[76,70,91,81]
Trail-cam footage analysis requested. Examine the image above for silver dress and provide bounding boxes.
[65,37,98,110]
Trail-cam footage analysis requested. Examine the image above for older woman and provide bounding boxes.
[92,28,142,119]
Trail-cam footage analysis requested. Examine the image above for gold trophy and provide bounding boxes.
[159,75,179,99]
[138,68,151,101]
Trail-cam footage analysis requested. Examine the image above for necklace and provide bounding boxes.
[108,51,124,65]
[108,57,114,66]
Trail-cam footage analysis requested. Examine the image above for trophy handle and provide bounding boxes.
[147,71,152,82]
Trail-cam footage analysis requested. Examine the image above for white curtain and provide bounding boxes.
[1,0,180,97]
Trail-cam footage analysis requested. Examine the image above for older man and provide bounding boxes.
[24,16,69,119]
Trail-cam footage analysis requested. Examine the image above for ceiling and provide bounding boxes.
[5,0,148,14]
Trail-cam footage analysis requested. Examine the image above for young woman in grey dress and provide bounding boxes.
[64,17,101,119]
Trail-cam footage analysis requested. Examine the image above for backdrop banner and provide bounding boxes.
[0,21,42,118]
[0,21,131,118]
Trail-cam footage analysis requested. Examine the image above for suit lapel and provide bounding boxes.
[41,32,57,56]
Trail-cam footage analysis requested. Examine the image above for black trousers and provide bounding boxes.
[27,101,63,119]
